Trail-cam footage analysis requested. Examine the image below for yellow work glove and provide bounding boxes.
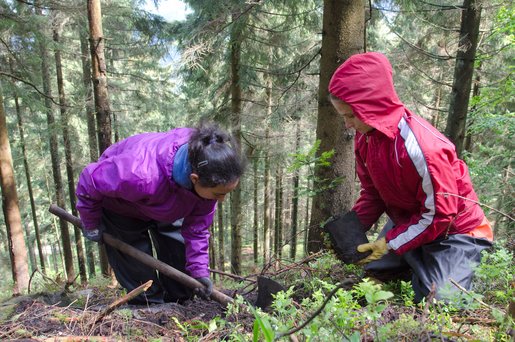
[356,237,389,265]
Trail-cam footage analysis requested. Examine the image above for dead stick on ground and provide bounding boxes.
[275,279,355,339]
[272,251,325,277]
[49,204,234,306]
[209,268,255,283]
[94,280,153,324]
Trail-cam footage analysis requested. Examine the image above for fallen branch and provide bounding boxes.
[27,268,38,294]
[209,269,255,283]
[275,279,355,339]
[449,278,506,316]
[270,251,325,277]
[421,283,437,323]
[44,338,111,342]
[441,331,475,340]
[211,251,324,285]
[451,316,498,325]
[94,280,153,324]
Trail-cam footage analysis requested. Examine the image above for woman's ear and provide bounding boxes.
[190,173,199,184]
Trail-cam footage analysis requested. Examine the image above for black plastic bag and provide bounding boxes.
[324,211,371,264]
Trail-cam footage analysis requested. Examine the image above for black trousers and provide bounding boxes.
[101,209,194,304]
[365,220,492,303]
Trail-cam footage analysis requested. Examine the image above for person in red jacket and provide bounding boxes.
[328,52,493,302]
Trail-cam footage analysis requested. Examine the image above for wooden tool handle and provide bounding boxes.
[49,204,233,306]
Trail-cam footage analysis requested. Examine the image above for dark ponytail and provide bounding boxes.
[188,122,246,187]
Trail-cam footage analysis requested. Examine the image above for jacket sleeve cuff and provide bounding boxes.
[187,267,210,279]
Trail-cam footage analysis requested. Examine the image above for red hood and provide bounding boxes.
[328,52,405,140]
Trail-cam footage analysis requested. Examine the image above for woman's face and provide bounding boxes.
[330,98,373,134]
[190,175,239,202]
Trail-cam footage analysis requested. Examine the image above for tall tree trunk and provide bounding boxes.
[494,160,511,236]
[253,154,259,264]
[445,0,482,157]
[431,85,443,129]
[9,72,37,273]
[308,0,364,253]
[290,120,300,260]
[79,23,98,278]
[229,14,244,275]
[208,229,216,279]
[304,193,310,256]
[50,242,59,272]
[10,68,46,274]
[35,2,75,284]
[262,78,272,265]
[217,201,225,272]
[274,168,283,259]
[0,90,29,295]
[464,62,482,153]
[87,0,112,154]
[88,0,112,275]
[79,27,98,161]
[23,226,37,274]
[53,24,88,284]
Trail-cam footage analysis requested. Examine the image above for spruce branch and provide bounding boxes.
[0,71,61,106]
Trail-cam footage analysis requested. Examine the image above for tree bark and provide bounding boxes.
[0,90,29,295]
[290,120,301,260]
[253,154,259,264]
[53,23,88,284]
[229,14,244,275]
[87,0,112,275]
[10,62,46,274]
[35,2,75,284]
[216,201,225,272]
[79,26,98,162]
[208,228,216,279]
[308,0,365,253]
[262,79,272,265]
[87,0,112,154]
[274,168,283,259]
[464,62,482,153]
[445,0,482,157]
[79,23,98,278]
[304,189,310,256]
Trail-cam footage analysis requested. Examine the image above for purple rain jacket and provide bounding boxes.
[76,127,217,278]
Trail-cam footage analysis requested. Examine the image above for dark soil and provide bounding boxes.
[0,253,507,341]
[0,285,256,341]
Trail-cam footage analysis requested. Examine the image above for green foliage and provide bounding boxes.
[378,314,427,341]
[473,246,515,304]
[289,139,343,197]
[224,252,513,340]
[353,279,394,340]
[383,279,415,307]
[492,4,515,40]
[250,305,275,342]
[171,316,214,340]
[0,0,513,340]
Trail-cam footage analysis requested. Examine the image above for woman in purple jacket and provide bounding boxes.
[76,123,245,304]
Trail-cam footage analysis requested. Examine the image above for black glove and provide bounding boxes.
[82,227,103,242]
[194,277,213,300]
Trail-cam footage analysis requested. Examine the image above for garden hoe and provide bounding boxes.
[49,204,283,309]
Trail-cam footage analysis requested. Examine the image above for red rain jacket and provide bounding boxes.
[329,52,485,255]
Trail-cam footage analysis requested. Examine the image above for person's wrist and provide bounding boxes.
[383,237,390,251]
[83,226,103,242]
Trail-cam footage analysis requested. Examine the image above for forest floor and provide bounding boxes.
[0,251,512,341]
[0,278,253,341]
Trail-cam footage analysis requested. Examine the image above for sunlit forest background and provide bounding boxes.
[0,0,513,320]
